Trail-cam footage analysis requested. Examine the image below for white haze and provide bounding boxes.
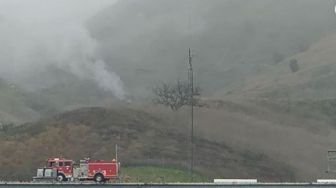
[0,0,126,99]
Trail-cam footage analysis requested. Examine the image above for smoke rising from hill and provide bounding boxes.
[89,0,336,97]
[0,0,125,99]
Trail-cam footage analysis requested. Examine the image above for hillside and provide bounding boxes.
[88,0,336,97]
[3,101,336,181]
[232,33,336,100]
[0,106,295,181]
[0,79,41,123]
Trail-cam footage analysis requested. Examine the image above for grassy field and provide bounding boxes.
[121,166,210,183]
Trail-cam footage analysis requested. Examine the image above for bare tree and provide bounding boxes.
[0,122,13,133]
[152,80,200,111]
[289,59,299,73]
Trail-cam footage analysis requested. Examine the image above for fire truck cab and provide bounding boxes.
[46,158,74,181]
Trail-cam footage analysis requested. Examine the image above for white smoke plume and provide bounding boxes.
[0,0,125,99]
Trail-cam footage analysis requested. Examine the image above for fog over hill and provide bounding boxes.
[0,0,336,122]
[0,0,124,97]
[0,0,122,122]
[234,33,336,100]
[89,0,336,97]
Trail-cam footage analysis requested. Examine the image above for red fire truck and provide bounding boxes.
[33,157,119,183]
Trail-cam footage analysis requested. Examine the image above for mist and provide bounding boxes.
[89,0,336,97]
[0,0,125,99]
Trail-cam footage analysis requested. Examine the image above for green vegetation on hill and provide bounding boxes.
[121,166,209,183]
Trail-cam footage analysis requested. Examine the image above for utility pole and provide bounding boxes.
[188,48,194,182]
[115,144,118,162]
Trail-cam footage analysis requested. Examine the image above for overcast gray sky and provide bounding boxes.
[0,0,117,23]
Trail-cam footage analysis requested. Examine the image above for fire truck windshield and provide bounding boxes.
[48,161,56,167]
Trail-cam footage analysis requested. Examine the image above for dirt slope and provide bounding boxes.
[0,106,294,181]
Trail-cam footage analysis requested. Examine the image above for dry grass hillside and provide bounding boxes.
[230,33,336,100]
[147,99,336,181]
[2,99,336,182]
[190,99,336,181]
[0,106,295,181]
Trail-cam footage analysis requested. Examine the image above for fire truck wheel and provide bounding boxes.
[94,173,104,183]
[56,174,66,182]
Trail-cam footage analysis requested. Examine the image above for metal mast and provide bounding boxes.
[187,0,195,182]
[188,48,194,181]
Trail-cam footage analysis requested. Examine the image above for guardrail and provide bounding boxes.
[2,179,336,187]
[2,182,336,187]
